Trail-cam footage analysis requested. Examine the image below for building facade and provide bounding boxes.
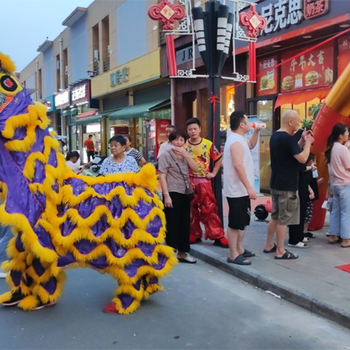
[19,0,172,163]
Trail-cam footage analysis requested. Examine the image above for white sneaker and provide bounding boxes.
[302,237,310,243]
[0,271,7,279]
[288,242,308,248]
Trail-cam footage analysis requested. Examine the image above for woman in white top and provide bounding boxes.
[66,151,89,174]
[124,135,147,167]
[325,123,350,248]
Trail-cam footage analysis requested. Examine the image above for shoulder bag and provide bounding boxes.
[167,151,195,202]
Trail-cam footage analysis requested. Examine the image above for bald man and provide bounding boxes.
[264,109,314,260]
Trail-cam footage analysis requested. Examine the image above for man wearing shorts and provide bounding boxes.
[264,109,314,260]
[223,111,263,265]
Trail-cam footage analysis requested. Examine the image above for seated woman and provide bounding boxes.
[66,151,89,174]
[158,130,198,263]
[124,135,147,167]
[99,135,139,175]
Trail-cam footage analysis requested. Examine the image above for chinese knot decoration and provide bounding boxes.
[239,5,267,82]
[239,5,267,38]
[148,0,185,30]
[148,0,186,77]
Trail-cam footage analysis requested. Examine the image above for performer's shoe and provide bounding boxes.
[214,237,229,248]
[2,290,26,307]
[189,237,202,244]
[103,302,119,314]
[32,300,56,310]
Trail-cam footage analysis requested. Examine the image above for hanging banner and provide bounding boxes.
[280,41,334,92]
[338,34,350,78]
[246,116,260,194]
[256,56,278,96]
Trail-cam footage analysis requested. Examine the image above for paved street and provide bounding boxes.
[1,259,350,350]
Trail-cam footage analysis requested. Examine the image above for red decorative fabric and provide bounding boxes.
[189,181,225,241]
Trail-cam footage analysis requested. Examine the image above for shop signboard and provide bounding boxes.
[256,56,278,96]
[71,81,90,106]
[245,116,261,193]
[280,41,333,92]
[41,95,55,112]
[55,90,70,109]
[338,34,350,78]
[157,120,170,144]
[260,0,330,35]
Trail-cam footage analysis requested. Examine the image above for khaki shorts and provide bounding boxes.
[271,190,300,226]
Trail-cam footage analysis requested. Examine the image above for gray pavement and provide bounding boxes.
[190,211,350,330]
[1,259,350,349]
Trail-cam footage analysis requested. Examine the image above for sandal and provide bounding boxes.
[274,250,298,260]
[227,255,251,265]
[243,249,255,258]
[263,243,277,254]
[304,232,315,238]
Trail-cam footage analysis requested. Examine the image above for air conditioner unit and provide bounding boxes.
[94,50,99,62]
[56,60,60,69]
[107,45,112,55]
[65,66,69,75]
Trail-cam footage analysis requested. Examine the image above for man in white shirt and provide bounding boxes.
[223,111,262,266]
[157,125,175,159]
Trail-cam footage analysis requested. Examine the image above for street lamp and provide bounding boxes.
[192,0,234,224]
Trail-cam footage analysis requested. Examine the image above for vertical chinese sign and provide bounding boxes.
[338,34,350,78]
[280,42,334,92]
[256,56,278,96]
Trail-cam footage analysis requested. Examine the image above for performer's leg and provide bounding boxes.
[190,183,203,243]
[0,233,31,305]
[19,257,65,310]
[103,276,147,315]
[198,182,228,246]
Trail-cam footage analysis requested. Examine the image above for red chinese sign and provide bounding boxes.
[256,56,278,96]
[280,42,334,92]
[338,34,350,78]
[304,0,329,20]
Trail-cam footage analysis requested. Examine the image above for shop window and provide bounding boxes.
[281,98,321,127]
[220,85,235,133]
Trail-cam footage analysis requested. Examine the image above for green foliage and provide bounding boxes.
[302,102,322,129]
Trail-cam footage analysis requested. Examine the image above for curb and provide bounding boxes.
[190,245,350,330]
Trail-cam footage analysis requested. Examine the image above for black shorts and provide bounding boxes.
[227,196,251,230]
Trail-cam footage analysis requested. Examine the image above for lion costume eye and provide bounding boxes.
[0,73,22,96]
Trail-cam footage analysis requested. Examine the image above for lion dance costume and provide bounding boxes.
[0,53,176,314]
[185,138,228,246]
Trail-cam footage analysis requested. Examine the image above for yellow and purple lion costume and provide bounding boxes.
[0,53,176,314]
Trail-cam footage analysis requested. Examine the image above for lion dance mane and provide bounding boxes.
[0,53,176,314]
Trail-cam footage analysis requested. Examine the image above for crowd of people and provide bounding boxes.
[1,109,350,279]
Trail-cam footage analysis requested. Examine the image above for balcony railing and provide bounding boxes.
[103,57,110,72]
[93,62,99,76]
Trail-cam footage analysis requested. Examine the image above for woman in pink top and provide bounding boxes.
[325,124,350,248]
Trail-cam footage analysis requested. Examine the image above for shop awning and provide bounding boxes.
[274,87,332,110]
[75,113,102,125]
[108,99,169,120]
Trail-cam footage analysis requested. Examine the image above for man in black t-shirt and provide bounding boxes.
[263,109,314,260]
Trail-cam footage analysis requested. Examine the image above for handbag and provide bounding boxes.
[167,151,195,201]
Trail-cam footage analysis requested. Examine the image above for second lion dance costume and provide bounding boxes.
[185,138,228,247]
[0,53,176,314]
